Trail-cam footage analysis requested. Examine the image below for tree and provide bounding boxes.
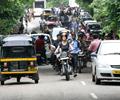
[47,0,69,8]
[90,0,120,33]
[76,0,120,33]
[0,0,34,35]
[76,0,93,15]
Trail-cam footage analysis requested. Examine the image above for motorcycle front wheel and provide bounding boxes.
[64,65,70,81]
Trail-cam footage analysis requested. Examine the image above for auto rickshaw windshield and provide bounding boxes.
[2,46,35,58]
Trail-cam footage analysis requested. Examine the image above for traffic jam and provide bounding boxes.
[0,3,120,86]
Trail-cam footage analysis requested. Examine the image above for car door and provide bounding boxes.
[91,43,101,80]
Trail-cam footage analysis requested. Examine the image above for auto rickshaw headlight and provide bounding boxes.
[30,61,34,66]
[3,62,8,67]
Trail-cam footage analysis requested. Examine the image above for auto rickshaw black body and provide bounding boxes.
[0,35,39,85]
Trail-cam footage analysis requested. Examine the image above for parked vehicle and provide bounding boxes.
[91,40,120,84]
[0,35,39,85]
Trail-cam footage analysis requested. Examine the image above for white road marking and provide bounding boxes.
[81,81,86,86]
[90,93,98,99]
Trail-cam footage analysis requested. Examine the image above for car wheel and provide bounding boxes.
[95,75,101,85]
[35,80,39,84]
[17,77,21,83]
[1,81,5,85]
[92,74,95,82]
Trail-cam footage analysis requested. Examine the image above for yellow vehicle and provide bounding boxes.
[0,35,39,85]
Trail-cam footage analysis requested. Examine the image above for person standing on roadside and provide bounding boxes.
[70,33,81,77]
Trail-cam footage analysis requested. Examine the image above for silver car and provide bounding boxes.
[91,40,120,84]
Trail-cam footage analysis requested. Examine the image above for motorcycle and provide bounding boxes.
[58,51,72,81]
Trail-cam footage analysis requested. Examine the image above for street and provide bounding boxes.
[1,0,120,100]
[0,65,120,100]
[0,17,119,100]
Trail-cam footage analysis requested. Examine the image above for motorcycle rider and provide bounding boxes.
[55,31,80,77]
[55,31,71,75]
[51,33,62,72]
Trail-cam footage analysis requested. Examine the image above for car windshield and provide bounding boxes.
[88,24,101,30]
[2,46,35,58]
[99,42,120,55]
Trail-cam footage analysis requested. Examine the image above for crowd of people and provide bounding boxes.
[33,6,119,77]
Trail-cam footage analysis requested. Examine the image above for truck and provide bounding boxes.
[33,0,46,17]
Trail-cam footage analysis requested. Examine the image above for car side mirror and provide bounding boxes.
[91,53,97,57]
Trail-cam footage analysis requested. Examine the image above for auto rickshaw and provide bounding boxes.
[0,35,39,85]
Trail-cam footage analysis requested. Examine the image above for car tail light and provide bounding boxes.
[3,62,7,67]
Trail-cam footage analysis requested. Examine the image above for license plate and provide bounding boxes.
[112,70,120,74]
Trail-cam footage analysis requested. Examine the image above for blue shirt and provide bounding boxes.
[70,40,81,54]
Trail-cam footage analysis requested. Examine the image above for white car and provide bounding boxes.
[83,20,97,26]
[51,27,66,40]
[91,40,120,84]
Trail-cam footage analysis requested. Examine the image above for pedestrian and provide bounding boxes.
[70,33,81,77]
[35,36,46,64]
[88,34,101,53]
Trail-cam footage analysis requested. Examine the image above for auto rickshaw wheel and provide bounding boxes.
[1,81,5,85]
[35,80,39,84]
[17,77,21,83]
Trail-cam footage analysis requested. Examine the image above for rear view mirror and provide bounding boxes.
[90,53,97,57]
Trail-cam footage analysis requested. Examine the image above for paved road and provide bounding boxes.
[0,65,120,100]
[7,17,120,100]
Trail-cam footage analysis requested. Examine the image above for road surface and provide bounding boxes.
[0,65,120,100]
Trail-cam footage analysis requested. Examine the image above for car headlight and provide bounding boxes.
[97,63,110,68]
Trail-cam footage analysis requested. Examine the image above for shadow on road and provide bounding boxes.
[81,67,92,73]
[5,81,35,86]
[101,81,120,86]
[38,65,57,76]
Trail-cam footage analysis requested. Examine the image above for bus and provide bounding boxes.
[33,0,46,17]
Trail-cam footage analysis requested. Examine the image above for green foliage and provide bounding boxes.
[47,0,69,8]
[90,0,120,33]
[76,0,120,33]
[76,0,93,15]
[0,0,34,35]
